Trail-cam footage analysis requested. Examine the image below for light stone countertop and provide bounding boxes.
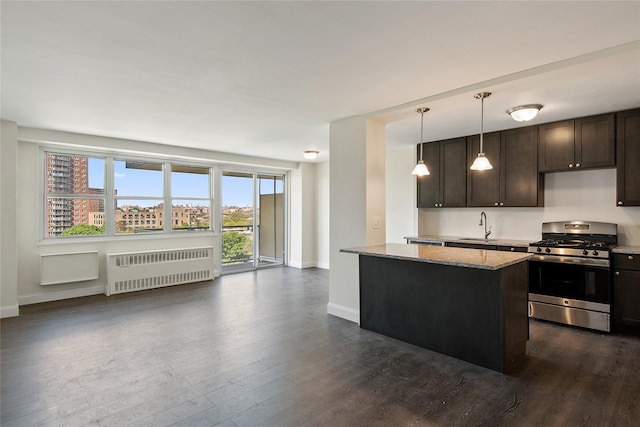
[404,235,532,247]
[341,243,531,271]
[613,246,640,254]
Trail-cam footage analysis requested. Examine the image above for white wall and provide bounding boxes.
[413,168,640,245]
[289,162,318,268]
[1,121,19,318]
[386,146,418,243]
[12,127,301,306]
[328,116,385,323]
[316,161,330,269]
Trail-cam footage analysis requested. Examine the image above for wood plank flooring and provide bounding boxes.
[1,267,639,426]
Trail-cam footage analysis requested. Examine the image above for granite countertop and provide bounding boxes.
[341,243,531,271]
[613,246,640,254]
[404,235,532,247]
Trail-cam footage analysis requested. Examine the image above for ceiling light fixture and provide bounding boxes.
[470,92,493,171]
[303,150,319,160]
[411,107,430,176]
[507,104,543,122]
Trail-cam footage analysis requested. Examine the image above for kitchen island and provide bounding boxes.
[341,243,531,374]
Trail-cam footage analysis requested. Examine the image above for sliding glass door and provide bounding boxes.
[221,171,285,273]
[257,174,284,267]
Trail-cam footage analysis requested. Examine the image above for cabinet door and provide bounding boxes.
[616,109,640,207]
[496,245,528,253]
[416,142,441,208]
[501,126,543,207]
[575,113,615,169]
[614,269,640,328]
[441,137,467,207]
[538,120,575,172]
[466,132,500,207]
[445,242,497,250]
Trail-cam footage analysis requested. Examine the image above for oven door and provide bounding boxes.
[528,259,611,304]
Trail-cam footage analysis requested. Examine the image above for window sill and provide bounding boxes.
[38,231,219,246]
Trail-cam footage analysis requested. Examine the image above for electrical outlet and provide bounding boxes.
[373,216,381,229]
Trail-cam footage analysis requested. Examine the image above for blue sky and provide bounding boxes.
[88,158,281,207]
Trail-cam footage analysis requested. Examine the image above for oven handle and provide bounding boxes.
[528,254,610,267]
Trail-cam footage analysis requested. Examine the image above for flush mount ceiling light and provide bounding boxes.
[507,104,543,122]
[470,92,493,171]
[303,150,319,160]
[411,107,431,176]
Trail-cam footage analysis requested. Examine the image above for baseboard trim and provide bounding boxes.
[0,304,20,318]
[18,285,105,306]
[289,261,319,269]
[327,302,359,324]
[316,261,329,270]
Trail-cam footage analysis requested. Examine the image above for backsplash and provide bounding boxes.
[418,168,640,246]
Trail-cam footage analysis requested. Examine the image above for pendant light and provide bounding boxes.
[411,107,430,176]
[470,92,493,171]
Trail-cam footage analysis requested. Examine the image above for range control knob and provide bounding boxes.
[593,250,599,256]
[545,248,551,253]
[583,250,589,256]
[536,247,542,253]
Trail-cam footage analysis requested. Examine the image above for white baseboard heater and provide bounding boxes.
[106,247,214,296]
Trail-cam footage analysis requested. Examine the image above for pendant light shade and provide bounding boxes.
[412,107,430,176]
[470,92,493,171]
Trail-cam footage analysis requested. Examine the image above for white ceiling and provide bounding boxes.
[2,1,639,163]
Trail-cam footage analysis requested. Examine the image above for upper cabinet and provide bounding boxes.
[467,126,543,207]
[538,113,615,172]
[466,132,500,207]
[501,126,544,207]
[616,108,640,206]
[417,137,467,208]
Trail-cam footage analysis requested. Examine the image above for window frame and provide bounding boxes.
[41,148,215,240]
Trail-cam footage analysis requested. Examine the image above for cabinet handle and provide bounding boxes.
[434,203,438,207]
[615,271,620,275]
[499,202,504,206]
[630,256,635,261]
[494,202,499,206]
[576,162,581,168]
[618,201,624,206]
[569,163,574,168]
[510,248,515,252]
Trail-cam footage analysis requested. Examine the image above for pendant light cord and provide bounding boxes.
[419,109,424,160]
[480,96,484,153]
[416,107,429,161]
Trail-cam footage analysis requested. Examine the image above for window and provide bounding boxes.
[114,160,164,235]
[44,153,105,237]
[43,151,214,238]
[171,165,211,232]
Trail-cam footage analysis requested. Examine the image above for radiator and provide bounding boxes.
[41,251,99,285]
[106,247,214,296]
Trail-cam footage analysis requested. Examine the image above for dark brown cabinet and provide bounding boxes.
[417,137,466,208]
[467,126,543,207]
[444,241,527,253]
[616,108,640,206]
[538,113,615,172]
[614,253,640,330]
[496,245,528,253]
[445,241,497,250]
[466,132,501,207]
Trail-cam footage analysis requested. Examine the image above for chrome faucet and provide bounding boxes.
[479,211,492,240]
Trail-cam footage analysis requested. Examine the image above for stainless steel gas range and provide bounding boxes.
[528,221,617,332]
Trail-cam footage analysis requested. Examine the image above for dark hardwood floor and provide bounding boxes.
[1,267,639,426]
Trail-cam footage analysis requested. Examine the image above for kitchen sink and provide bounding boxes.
[457,237,496,242]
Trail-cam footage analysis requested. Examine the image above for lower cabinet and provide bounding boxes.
[444,242,527,253]
[614,253,640,330]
